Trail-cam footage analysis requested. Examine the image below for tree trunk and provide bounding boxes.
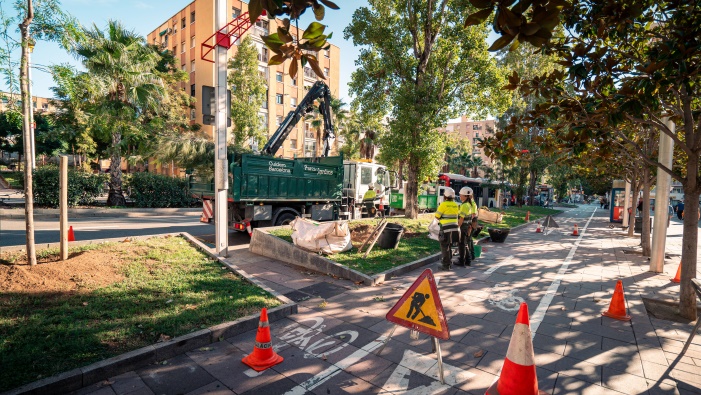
[107,131,126,206]
[528,168,538,205]
[640,177,652,256]
[405,155,419,219]
[19,1,36,267]
[679,155,699,320]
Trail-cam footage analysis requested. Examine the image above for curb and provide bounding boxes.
[3,232,296,395]
[0,207,201,220]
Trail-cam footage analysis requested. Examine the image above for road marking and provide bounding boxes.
[487,284,524,312]
[484,255,514,275]
[283,335,388,395]
[529,207,597,339]
[382,350,475,394]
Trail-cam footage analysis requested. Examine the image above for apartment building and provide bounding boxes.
[440,116,496,177]
[146,0,341,169]
[0,92,58,114]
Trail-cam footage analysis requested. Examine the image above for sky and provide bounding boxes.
[1,0,369,102]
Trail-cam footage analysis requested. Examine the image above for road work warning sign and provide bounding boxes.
[386,268,450,340]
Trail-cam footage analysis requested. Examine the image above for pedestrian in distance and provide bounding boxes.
[435,187,460,270]
[458,187,478,267]
[677,200,685,220]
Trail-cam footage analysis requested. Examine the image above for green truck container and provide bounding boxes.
[389,192,438,212]
[190,153,344,233]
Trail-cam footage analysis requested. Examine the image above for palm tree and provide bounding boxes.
[74,21,164,206]
[305,95,349,157]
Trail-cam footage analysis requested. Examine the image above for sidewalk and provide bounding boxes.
[61,206,701,395]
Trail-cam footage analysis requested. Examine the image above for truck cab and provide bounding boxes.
[341,160,392,219]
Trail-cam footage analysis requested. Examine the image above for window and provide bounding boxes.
[276,116,283,126]
[181,17,186,29]
[42,103,48,110]
[182,64,186,71]
[290,97,297,108]
[255,19,269,30]
[276,72,283,82]
[304,140,317,157]
[290,139,297,149]
[190,84,195,97]
[291,78,297,86]
[172,46,177,54]
[325,49,330,58]
[276,94,283,104]
[163,35,168,46]
[360,167,372,185]
[261,91,268,109]
[181,41,185,53]
[191,36,196,48]
[259,113,268,128]
[191,60,195,72]
[190,109,196,120]
[258,66,268,79]
[232,7,241,19]
[324,68,329,77]
[475,132,479,138]
[190,11,195,23]
[473,124,481,130]
[258,47,269,62]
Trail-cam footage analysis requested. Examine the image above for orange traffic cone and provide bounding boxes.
[68,226,75,242]
[602,280,631,321]
[486,303,547,395]
[671,262,681,283]
[525,211,530,222]
[242,308,284,371]
[572,223,579,236]
[535,221,542,233]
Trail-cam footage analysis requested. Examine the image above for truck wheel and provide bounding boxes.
[275,212,296,226]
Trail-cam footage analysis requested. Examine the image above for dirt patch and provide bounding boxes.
[0,247,126,294]
[643,297,701,325]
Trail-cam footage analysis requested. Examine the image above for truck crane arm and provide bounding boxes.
[262,80,335,157]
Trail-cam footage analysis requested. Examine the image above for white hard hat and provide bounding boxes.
[459,187,473,196]
[443,187,455,198]
[368,183,374,189]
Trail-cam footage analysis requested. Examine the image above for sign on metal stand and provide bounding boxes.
[384,268,450,384]
[214,0,228,257]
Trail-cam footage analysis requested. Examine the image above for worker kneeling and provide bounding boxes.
[435,187,460,270]
[363,183,377,218]
[458,187,478,266]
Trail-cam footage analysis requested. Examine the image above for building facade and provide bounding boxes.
[146,0,341,171]
[439,116,496,177]
[0,92,58,114]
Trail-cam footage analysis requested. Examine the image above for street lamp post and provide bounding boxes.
[27,38,35,171]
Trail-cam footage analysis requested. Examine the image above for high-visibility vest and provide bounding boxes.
[459,200,477,219]
[363,190,377,203]
[435,200,460,233]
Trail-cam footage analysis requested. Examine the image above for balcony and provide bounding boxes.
[257,52,269,63]
[253,26,268,38]
[303,67,317,81]
[305,131,315,139]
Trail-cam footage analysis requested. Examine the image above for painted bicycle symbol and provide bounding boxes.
[486,283,524,312]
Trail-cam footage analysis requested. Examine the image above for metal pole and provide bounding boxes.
[433,337,445,384]
[622,181,631,227]
[650,118,675,272]
[27,47,35,170]
[214,0,229,257]
[59,156,68,260]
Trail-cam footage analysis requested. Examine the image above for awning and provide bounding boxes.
[159,29,168,36]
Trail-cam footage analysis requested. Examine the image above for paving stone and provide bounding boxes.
[109,371,151,395]
[309,370,387,395]
[556,355,602,385]
[601,369,651,395]
[67,382,116,395]
[184,380,234,395]
[271,345,334,385]
[339,350,395,383]
[239,376,311,395]
[136,354,216,395]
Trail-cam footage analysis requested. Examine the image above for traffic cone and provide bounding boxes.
[525,211,530,222]
[571,223,579,236]
[242,308,284,371]
[486,303,547,395]
[671,262,681,283]
[535,221,542,233]
[602,280,631,321]
[68,226,75,242]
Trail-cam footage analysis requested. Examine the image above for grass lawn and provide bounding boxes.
[269,206,564,275]
[0,171,23,189]
[0,236,281,392]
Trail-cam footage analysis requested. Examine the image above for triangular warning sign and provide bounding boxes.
[386,269,450,340]
[542,215,559,228]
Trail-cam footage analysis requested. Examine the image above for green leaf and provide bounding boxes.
[277,27,293,43]
[488,34,515,51]
[319,0,340,10]
[521,22,540,35]
[302,22,326,40]
[301,56,308,67]
[313,4,325,20]
[469,0,493,8]
[268,54,285,65]
[464,8,493,27]
[262,33,284,45]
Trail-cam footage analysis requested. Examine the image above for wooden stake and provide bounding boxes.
[60,156,68,261]
[363,221,388,258]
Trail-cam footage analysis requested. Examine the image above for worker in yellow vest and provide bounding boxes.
[435,187,460,270]
[362,184,377,217]
[458,187,478,266]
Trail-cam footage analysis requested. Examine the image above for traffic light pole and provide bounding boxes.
[214,0,229,257]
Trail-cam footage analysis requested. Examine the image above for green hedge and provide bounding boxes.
[125,172,197,208]
[33,166,107,207]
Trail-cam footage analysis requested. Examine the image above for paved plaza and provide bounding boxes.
[66,205,701,395]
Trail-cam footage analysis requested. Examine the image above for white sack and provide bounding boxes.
[428,217,440,241]
[290,217,353,255]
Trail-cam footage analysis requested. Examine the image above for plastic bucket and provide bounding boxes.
[488,227,510,243]
[378,223,404,249]
[474,245,482,258]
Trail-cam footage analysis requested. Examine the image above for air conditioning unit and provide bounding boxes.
[166,28,173,34]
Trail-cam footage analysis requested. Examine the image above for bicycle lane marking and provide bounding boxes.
[529,206,597,339]
[484,255,514,275]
